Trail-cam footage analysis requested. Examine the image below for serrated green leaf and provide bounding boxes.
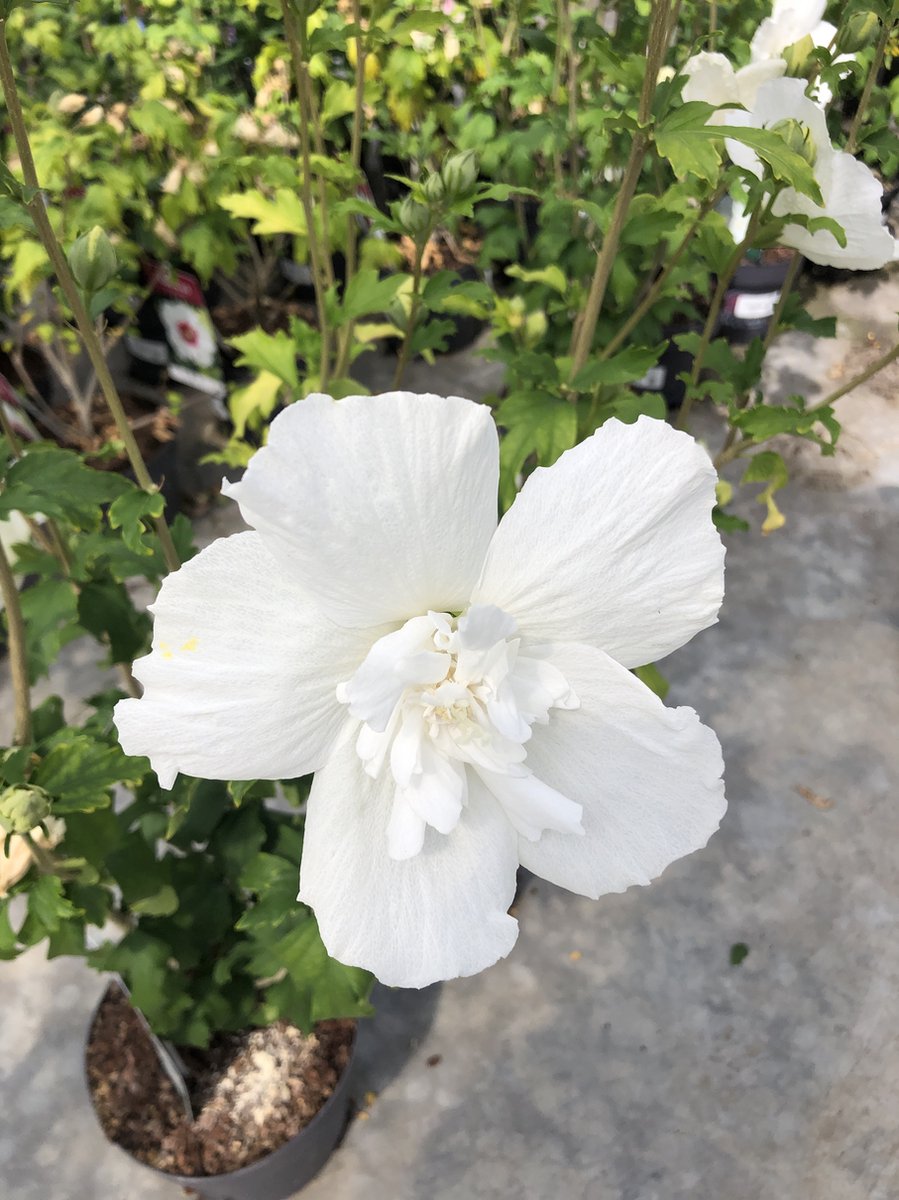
[34,735,143,813]
[654,102,724,182]
[77,579,151,664]
[25,874,83,935]
[496,391,577,510]
[337,268,405,324]
[572,343,667,391]
[716,125,823,204]
[0,443,130,527]
[219,189,307,237]
[230,329,300,391]
[108,489,166,555]
[229,370,284,439]
[505,264,568,295]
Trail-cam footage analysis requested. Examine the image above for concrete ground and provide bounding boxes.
[2,269,898,1200]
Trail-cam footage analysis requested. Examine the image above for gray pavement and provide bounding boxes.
[2,272,898,1200]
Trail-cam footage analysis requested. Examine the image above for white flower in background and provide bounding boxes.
[682,50,787,113]
[750,0,853,106]
[158,300,217,368]
[751,0,835,63]
[724,77,896,270]
[115,394,727,988]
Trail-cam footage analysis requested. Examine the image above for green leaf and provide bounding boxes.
[713,509,751,533]
[228,779,267,806]
[208,806,267,883]
[31,696,66,744]
[24,874,82,937]
[0,443,130,527]
[654,102,724,182]
[47,919,86,958]
[106,833,175,912]
[108,490,166,555]
[715,125,823,204]
[19,579,80,682]
[337,268,405,324]
[496,391,577,510]
[730,942,750,966]
[572,343,667,392]
[34,735,143,814]
[733,398,839,453]
[230,329,300,392]
[229,371,284,439]
[62,809,122,871]
[0,901,19,960]
[475,182,539,202]
[605,391,667,423]
[77,579,151,664]
[632,663,670,700]
[219,189,307,237]
[742,450,789,533]
[505,263,568,295]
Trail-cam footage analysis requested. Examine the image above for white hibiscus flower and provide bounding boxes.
[158,300,218,369]
[682,50,787,113]
[724,77,896,270]
[751,0,835,63]
[750,0,854,106]
[114,393,727,988]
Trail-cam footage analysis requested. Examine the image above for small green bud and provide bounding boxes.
[68,226,118,294]
[422,172,446,206]
[440,150,479,198]
[398,195,431,238]
[0,785,52,836]
[837,11,880,54]
[771,118,817,166]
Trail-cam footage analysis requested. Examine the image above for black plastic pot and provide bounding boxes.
[717,256,795,344]
[86,1007,357,1200]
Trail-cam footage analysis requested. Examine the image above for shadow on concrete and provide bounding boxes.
[350,980,443,1101]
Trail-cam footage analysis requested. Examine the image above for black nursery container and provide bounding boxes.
[86,1013,358,1200]
[717,255,795,343]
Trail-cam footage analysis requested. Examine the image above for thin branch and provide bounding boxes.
[0,535,31,745]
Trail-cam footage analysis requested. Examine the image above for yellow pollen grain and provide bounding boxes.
[180,637,198,652]
[159,641,174,661]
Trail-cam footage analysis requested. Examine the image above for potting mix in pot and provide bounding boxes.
[1,0,896,1194]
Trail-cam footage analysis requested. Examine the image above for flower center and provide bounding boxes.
[337,606,584,860]
[176,319,199,345]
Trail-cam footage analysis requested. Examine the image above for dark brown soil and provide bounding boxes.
[85,985,355,1178]
[212,297,318,340]
[399,224,483,274]
[57,392,178,470]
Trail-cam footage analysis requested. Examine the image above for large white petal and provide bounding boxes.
[472,416,724,670]
[776,152,896,270]
[518,643,726,898]
[223,391,499,629]
[682,52,738,106]
[114,532,380,788]
[298,747,519,988]
[733,58,787,109]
